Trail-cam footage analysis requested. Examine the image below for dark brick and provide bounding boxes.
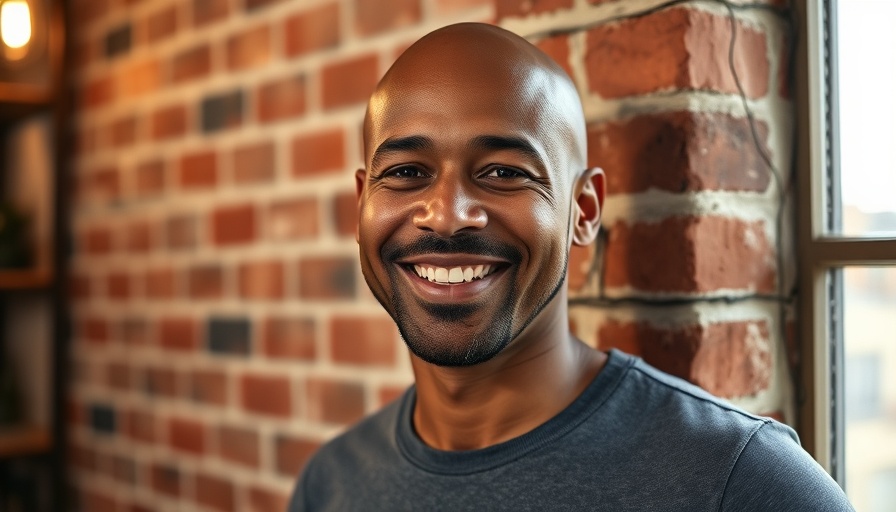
[208,317,251,356]
[105,24,132,58]
[90,404,116,434]
[202,90,244,132]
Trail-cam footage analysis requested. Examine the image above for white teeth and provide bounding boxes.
[412,263,496,284]
[448,267,464,283]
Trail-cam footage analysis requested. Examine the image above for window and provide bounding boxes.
[796,0,896,508]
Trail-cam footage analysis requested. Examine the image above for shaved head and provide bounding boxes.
[364,22,587,176]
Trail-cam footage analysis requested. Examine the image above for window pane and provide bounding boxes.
[836,1,896,236]
[843,267,896,511]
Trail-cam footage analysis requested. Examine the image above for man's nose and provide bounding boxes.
[412,177,487,237]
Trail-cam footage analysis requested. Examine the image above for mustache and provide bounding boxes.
[382,232,523,264]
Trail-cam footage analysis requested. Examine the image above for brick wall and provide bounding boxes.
[66,0,794,510]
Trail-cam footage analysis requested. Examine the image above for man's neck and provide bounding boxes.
[409,305,607,451]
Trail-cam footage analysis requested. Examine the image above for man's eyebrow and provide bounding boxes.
[469,135,543,163]
[370,135,434,170]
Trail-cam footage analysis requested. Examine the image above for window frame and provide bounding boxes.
[795,0,896,484]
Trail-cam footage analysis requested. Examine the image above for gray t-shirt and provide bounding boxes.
[291,350,853,511]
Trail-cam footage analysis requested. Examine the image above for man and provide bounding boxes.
[291,23,853,511]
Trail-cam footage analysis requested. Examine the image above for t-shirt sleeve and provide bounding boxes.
[720,421,855,512]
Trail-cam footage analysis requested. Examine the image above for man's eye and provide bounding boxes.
[386,166,426,178]
[486,167,527,179]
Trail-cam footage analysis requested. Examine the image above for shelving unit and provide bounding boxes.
[0,0,68,510]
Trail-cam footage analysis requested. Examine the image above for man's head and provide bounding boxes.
[356,23,604,367]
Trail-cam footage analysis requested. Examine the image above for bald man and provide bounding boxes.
[290,23,853,511]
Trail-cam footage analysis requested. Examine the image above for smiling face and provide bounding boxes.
[357,24,596,367]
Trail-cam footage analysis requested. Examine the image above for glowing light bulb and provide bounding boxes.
[1,0,32,50]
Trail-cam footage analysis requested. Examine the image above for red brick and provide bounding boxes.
[189,368,229,405]
[567,243,593,293]
[275,435,319,476]
[257,75,307,123]
[195,472,235,512]
[284,3,340,57]
[88,166,120,203]
[125,219,153,253]
[81,74,115,109]
[597,319,772,397]
[378,385,406,406]
[120,59,162,98]
[178,150,218,189]
[82,225,113,255]
[172,44,212,83]
[125,409,156,443]
[211,204,257,246]
[330,316,397,367]
[298,257,356,299]
[584,8,768,99]
[145,4,178,43]
[81,315,109,344]
[240,374,292,417]
[166,214,197,250]
[434,0,491,13]
[143,365,179,397]
[536,34,572,78]
[321,54,379,110]
[233,140,275,184]
[604,216,776,294]
[109,115,137,148]
[246,0,285,9]
[239,260,285,300]
[268,198,319,240]
[122,317,151,346]
[145,267,177,299]
[69,443,95,472]
[587,112,771,195]
[227,24,271,71]
[355,0,420,37]
[135,159,166,196]
[193,0,229,27]
[107,271,131,300]
[158,317,198,351]
[72,38,96,72]
[169,417,206,455]
[112,455,137,484]
[217,425,259,468]
[496,0,571,19]
[306,378,364,424]
[291,128,345,177]
[248,485,290,512]
[188,264,225,299]
[151,104,188,140]
[150,463,181,497]
[82,489,117,512]
[332,191,357,238]
[262,317,316,360]
[72,0,108,27]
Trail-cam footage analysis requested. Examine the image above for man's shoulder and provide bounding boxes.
[302,388,408,475]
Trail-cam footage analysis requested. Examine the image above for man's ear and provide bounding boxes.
[572,167,605,246]
[354,169,366,243]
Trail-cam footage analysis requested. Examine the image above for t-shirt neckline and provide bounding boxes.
[395,349,635,475]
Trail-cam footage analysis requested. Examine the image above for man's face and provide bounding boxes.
[358,49,582,367]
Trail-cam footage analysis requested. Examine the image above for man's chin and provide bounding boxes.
[394,309,514,367]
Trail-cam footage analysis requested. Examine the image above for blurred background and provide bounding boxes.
[0,0,893,511]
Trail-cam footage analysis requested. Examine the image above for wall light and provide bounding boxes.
[1,0,33,56]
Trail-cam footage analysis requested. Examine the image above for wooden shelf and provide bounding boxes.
[0,425,51,458]
[0,267,53,290]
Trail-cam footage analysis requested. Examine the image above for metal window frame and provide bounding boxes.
[795,0,896,485]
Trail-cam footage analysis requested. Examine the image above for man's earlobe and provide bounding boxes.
[572,167,605,247]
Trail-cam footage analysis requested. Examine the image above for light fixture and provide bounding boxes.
[0,0,60,106]
[1,0,32,61]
